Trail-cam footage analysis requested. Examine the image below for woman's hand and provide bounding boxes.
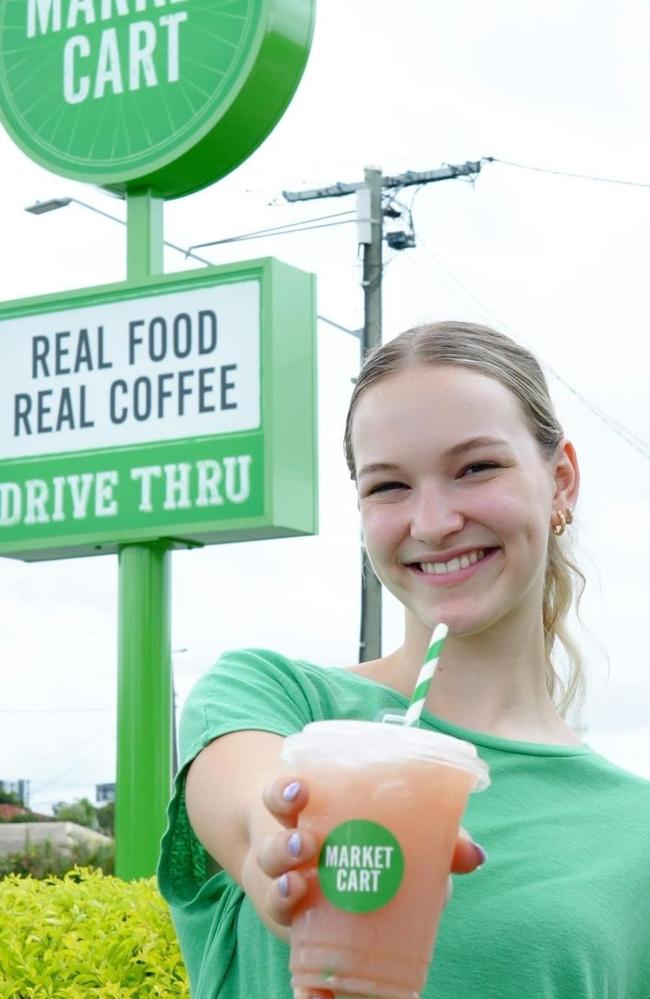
[258,776,487,930]
[258,777,317,927]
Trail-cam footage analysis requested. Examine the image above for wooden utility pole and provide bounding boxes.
[358,166,383,661]
[283,159,484,663]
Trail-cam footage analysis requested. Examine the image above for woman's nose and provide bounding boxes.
[409,487,465,543]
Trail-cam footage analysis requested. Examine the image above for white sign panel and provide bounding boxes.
[0,279,260,460]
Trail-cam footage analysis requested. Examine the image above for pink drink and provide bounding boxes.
[281,721,489,999]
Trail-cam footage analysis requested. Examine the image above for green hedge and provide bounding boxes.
[0,868,190,998]
[0,839,114,879]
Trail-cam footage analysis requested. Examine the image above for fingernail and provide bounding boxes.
[278,873,290,897]
[283,781,301,802]
[474,843,488,867]
[288,831,302,857]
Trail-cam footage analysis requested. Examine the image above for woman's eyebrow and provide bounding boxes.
[357,461,400,478]
[358,437,509,479]
[444,435,510,457]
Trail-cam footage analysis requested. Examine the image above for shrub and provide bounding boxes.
[0,867,190,997]
[52,798,100,832]
[0,838,114,880]
[0,792,21,807]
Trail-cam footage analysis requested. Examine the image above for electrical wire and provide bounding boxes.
[403,252,496,328]
[5,729,114,781]
[401,249,650,462]
[0,707,114,714]
[29,742,107,797]
[318,315,362,338]
[484,157,650,190]
[187,210,357,253]
[418,240,510,331]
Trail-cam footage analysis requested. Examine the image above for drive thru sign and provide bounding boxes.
[0,259,317,559]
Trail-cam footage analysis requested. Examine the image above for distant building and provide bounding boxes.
[0,780,30,806]
[96,783,115,804]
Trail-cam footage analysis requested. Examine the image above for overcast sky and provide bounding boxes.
[1,0,650,815]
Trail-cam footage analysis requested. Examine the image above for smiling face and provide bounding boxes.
[351,364,577,640]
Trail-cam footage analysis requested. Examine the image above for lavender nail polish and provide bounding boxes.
[474,844,488,867]
[283,781,301,802]
[288,831,302,857]
[278,873,290,897]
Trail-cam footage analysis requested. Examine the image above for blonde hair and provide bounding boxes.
[343,321,586,718]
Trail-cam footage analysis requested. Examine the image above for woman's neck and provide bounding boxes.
[359,613,581,746]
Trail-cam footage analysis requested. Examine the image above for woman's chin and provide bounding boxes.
[411,603,497,638]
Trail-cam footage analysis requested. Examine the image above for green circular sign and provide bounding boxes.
[318,819,405,914]
[0,0,314,199]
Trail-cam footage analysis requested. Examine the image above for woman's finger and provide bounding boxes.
[265,869,310,927]
[257,826,318,879]
[451,827,487,874]
[262,776,309,829]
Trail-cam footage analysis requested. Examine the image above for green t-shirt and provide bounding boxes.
[158,648,650,999]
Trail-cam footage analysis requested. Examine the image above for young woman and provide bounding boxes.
[158,321,650,999]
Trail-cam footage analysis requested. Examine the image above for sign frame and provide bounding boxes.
[0,0,316,199]
[0,256,317,561]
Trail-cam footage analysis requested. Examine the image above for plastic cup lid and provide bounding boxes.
[281,719,490,791]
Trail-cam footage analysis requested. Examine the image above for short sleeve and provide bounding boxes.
[158,648,319,912]
[177,647,319,773]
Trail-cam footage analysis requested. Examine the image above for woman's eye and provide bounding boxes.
[460,461,499,477]
[367,481,406,495]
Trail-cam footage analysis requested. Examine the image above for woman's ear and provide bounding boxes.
[553,439,580,509]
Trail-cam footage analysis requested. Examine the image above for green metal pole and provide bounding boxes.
[115,188,173,880]
[126,188,164,280]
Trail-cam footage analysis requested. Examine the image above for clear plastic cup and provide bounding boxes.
[281,719,490,999]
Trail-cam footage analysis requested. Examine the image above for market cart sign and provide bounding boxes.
[0,0,315,198]
[0,258,317,560]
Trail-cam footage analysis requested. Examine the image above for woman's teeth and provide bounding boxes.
[419,549,487,575]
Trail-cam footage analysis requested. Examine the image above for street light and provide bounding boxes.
[24,196,214,267]
[25,198,73,215]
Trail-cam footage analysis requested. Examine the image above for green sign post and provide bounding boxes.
[0,0,316,879]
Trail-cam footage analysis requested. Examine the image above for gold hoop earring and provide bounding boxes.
[552,509,567,536]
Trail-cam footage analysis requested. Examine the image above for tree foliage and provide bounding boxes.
[0,790,21,806]
[53,797,100,831]
[0,838,114,880]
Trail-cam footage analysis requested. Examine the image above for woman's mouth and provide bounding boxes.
[407,547,500,584]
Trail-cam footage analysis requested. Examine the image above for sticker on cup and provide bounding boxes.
[318,819,405,913]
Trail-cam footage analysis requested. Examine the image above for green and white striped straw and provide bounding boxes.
[404,623,449,726]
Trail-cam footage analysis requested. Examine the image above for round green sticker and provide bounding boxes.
[318,819,405,914]
[0,0,315,199]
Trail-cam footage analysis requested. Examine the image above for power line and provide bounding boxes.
[0,707,114,714]
[484,157,650,190]
[318,314,362,338]
[418,240,510,331]
[400,249,650,463]
[187,210,357,254]
[7,731,113,778]
[403,251,499,328]
[30,743,106,796]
